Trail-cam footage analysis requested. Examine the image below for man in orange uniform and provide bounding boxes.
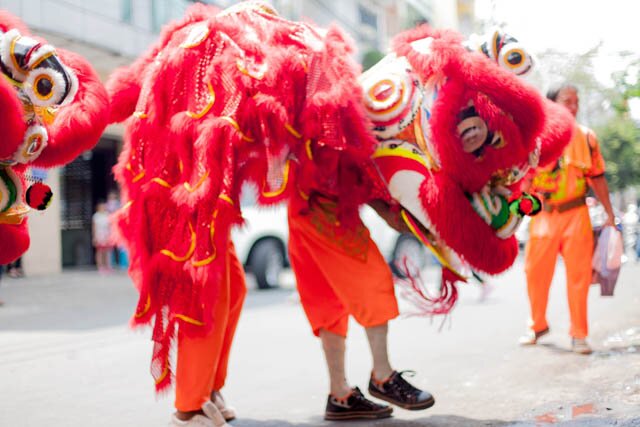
[521,83,615,354]
[288,193,435,421]
[171,241,247,427]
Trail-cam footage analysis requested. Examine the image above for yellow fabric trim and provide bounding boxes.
[285,123,302,139]
[305,139,313,160]
[132,171,146,183]
[160,222,196,262]
[372,147,428,169]
[186,82,215,119]
[236,58,266,80]
[262,160,290,198]
[31,51,55,70]
[179,25,210,49]
[175,314,204,326]
[219,193,234,205]
[2,73,22,88]
[193,210,218,267]
[413,112,438,171]
[491,31,499,59]
[155,362,169,385]
[135,295,151,319]
[221,116,254,142]
[9,36,21,74]
[192,252,216,267]
[183,171,209,192]
[152,178,172,188]
[0,204,29,225]
[400,209,465,280]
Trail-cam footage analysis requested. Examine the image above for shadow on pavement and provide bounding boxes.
[233,415,510,427]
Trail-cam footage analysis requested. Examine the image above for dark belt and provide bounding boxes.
[542,197,586,213]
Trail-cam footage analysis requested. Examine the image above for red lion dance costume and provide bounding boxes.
[0,11,109,264]
[107,2,571,400]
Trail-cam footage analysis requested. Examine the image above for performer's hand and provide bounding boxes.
[603,215,616,228]
[368,199,411,234]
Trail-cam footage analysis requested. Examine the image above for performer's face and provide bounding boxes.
[555,87,579,117]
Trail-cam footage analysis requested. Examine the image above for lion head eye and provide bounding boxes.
[499,45,532,76]
[34,74,54,99]
[457,106,488,155]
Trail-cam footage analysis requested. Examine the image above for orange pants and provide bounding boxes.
[524,205,593,339]
[288,205,399,338]
[175,241,247,412]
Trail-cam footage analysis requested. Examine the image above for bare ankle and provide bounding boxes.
[330,383,352,399]
[372,367,393,383]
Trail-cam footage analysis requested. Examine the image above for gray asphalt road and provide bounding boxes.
[0,259,639,427]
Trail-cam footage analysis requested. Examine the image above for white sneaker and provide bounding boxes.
[518,327,550,345]
[168,413,215,427]
[212,391,237,421]
[202,400,231,427]
[571,338,593,355]
[168,401,230,427]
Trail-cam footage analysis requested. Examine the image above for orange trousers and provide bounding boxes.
[288,206,399,338]
[175,241,247,412]
[524,205,593,339]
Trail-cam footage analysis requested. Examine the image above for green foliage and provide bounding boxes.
[595,57,640,190]
[362,49,384,72]
[596,116,640,190]
[534,48,640,190]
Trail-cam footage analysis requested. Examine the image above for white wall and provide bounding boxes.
[23,169,62,276]
[0,0,156,57]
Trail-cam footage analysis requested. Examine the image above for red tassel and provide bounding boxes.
[395,257,460,317]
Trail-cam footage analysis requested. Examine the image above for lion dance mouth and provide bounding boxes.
[360,31,548,278]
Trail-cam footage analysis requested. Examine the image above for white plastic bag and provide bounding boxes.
[591,226,623,296]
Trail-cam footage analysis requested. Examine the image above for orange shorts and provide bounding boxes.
[287,202,398,337]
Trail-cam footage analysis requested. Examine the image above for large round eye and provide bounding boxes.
[24,68,68,107]
[14,125,48,164]
[457,116,488,154]
[34,75,54,99]
[498,44,533,76]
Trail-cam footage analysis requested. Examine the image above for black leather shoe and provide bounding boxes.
[369,371,435,410]
[324,387,393,420]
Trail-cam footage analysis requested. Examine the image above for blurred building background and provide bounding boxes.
[0,0,474,274]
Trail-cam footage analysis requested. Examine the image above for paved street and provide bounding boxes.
[0,260,639,427]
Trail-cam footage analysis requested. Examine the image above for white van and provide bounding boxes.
[231,185,429,289]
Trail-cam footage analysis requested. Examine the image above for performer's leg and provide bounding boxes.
[288,207,396,419]
[212,241,247,391]
[524,213,561,334]
[175,271,230,415]
[365,323,393,381]
[288,209,350,339]
[320,328,351,397]
[326,237,398,332]
[560,207,593,340]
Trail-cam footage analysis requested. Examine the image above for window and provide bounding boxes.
[358,4,378,30]
[121,0,133,24]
